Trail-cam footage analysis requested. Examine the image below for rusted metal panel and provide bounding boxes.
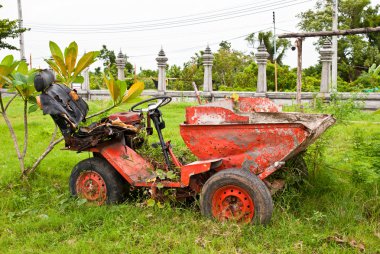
[181,98,335,179]
[180,124,308,174]
[185,107,249,125]
[238,97,279,113]
[180,159,221,186]
[99,142,155,185]
[108,112,142,124]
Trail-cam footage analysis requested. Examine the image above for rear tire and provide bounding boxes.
[200,169,273,225]
[70,157,129,205]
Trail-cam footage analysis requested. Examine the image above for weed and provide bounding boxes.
[1,100,380,253]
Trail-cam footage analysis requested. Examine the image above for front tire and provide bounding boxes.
[200,169,273,225]
[70,157,129,205]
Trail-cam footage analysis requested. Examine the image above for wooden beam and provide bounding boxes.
[278,26,380,38]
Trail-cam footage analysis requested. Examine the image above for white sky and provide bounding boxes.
[0,0,379,71]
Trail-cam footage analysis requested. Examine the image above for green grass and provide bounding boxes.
[0,97,379,253]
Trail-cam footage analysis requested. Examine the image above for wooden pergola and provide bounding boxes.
[278,26,380,105]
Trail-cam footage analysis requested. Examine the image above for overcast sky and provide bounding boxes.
[1,0,379,71]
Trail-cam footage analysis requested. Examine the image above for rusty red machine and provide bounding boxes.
[35,72,335,224]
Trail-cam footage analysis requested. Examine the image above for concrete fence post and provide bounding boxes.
[319,41,334,93]
[256,43,270,94]
[81,67,90,90]
[115,50,126,81]
[202,45,214,93]
[81,67,90,100]
[156,48,168,93]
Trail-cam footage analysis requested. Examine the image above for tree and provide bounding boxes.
[0,41,144,177]
[0,4,28,50]
[297,0,380,82]
[213,44,251,89]
[245,31,291,65]
[98,45,134,78]
[45,41,99,87]
[219,41,232,51]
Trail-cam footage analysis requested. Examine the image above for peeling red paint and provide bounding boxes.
[180,98,335,178]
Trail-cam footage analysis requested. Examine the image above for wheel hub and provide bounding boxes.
[212,185,254,223]
[76,171,107,205]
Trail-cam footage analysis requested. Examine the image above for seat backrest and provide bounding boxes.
[34,70,89,136]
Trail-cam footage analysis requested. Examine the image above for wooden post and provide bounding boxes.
[192,82,202,105]
[296,38,302,107]
[274,60,278,92]
[29,54,32,69]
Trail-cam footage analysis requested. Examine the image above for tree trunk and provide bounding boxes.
[24,125,62,176]
[0,93,25,173]
[22,100,28,159]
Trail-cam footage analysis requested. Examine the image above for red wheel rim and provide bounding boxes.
[211,185,254,223]
[76,171,107,205]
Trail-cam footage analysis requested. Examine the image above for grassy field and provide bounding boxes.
[0,97,379,253]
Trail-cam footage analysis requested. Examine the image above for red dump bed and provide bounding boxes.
[180,97,335,174]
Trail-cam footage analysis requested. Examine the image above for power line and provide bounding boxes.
[30,27,272,60]
[129,27,273,58]
[27,0,312,34]
[27,0,279,27]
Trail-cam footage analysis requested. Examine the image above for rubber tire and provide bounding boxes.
[70,157,129,204]
[200,169,273,225]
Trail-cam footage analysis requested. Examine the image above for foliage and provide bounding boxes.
[297,0,380,82]
[354,63,380,89]
[0,55,19,88]
[45,41,99,87]
[103,73,144,106]
[245,31,291,65]
[1,100,380,253]
[137,68,158,89]
[89,72,104,90]
[0,4,28,50]
[212,45,251,89]
[97,45,133,79]
[11,61,36,101]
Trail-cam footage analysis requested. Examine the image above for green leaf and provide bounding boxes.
[374,65,380,76]
[28,104,38,113]
[52,54,68,77]
[156,182,164,189]
[77,198,87,206]
[0,73,12,88]
[0,65,12,76]
[45,59,61,75]
[73,75,84,84]
[157,202,164,209]
[122,81,144,103]
[1,55,14,66]
[104,74,117,103]
[26,72,37,85]
[28,96,37,104]
[73,51,99,77]
[65,42,78,74]
[17,61,28,75]
[12,80,24,86]
[146,198,155,207]
[166,171,176,180]
[49,41,64,60]
[115,80,127,103]
[155,169,166,179]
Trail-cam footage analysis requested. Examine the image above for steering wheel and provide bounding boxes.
[130,96,172,112]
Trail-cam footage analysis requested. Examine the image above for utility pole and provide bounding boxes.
[17,0,26,61]
[273,11,278,92]
[331,0,338,92]
[296,38,302,107]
